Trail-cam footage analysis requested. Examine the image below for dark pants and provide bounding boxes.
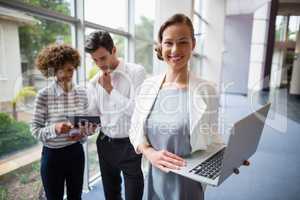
[97,133,144,200]
[41,142,85,200]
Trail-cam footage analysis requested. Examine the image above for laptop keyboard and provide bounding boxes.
[189,148,226,180]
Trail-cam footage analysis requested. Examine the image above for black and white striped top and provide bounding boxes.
[31,80,88,148]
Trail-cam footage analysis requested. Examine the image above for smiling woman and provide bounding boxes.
[129,13,222,200]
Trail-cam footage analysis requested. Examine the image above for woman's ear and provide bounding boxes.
[112,46,117,55]
[192,38,196,50]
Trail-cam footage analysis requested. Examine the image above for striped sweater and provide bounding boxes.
[31,80,88,148]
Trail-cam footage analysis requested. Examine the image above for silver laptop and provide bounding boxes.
[170,103,271,186]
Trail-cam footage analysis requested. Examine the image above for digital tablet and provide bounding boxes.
[66,115,101,128]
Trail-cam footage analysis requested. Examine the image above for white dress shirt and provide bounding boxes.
[87,59,146,138]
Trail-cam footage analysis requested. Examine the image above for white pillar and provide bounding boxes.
[290,27,300,95]
[201,0,226,88]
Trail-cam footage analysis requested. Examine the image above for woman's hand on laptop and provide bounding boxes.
[140,145,186,173]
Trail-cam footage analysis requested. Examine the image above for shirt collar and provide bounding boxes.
[90,58,125,85]
[111,58,125,74]
[53,77,76,97]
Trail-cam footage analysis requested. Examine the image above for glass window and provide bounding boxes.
[0,24,5,78]
[275,16,287,42]
[135,0,155,40]
[84,0,127,31]
[0,161,43,200]
[288,16,300,42]
[135,39,154,74]
[0,16,74,199]
[20,0,74,16]
[193,0,205,57]
[87,134,100,180]
[134,0,155,74]
[19,17,73,91]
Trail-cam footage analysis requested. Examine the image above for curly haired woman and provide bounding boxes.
[31,44,94,200]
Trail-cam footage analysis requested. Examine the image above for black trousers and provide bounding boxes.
[97,134,144,200]
[41,142,84,200]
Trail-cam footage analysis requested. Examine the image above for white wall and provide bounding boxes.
[153,0,193,75]
[222,14,253,95]
[225,0,272,92]
[0,19,23,102]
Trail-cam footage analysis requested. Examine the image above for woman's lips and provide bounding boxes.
[168,55,183,62]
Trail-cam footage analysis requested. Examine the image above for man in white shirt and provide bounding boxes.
[85,31,145,200]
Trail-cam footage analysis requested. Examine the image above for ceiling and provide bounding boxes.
[279,0,300,15]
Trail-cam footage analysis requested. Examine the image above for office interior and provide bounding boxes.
[0,0,299,199]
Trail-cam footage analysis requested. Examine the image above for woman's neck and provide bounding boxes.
[164,67,188,88]
[57,80,72,93]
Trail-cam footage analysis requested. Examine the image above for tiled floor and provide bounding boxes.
[83,89,300,200]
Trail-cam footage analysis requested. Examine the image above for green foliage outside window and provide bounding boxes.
[19,0,71,84]
[0,113,37,157]
[135,16,154,74]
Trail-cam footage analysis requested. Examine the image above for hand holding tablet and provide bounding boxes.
[66,116,101,137]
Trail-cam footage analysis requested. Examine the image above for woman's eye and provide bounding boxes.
[179,41,189,44]
[164,42,173,46]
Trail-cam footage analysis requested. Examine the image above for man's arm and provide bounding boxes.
[86,83,101,116]
[109,66,146,116]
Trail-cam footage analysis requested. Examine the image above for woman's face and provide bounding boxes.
[56,63,75,83]
[161,23,195,71]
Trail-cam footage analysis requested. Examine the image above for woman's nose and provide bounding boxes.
[171,43,178,53]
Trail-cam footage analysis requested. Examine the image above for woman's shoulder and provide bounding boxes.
[139,74,164,90]
[36,82,55,97]
[144,74,164,83]
[190,74,218,95]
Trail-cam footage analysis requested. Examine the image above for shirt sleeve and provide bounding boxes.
[109,66,146,116]
[30,91,57,143]
[86,83,101,116]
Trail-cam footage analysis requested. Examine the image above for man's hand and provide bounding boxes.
[78,122,98,136]
[98,71,113,94]
[55,122,73,134]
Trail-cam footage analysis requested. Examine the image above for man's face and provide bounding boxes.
[90,47,115,72]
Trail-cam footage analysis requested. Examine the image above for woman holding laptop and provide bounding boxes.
[129,14,223,200]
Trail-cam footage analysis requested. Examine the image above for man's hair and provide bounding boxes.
[155,13,195,60]
[85,30,114,54]
[35,44,80,78]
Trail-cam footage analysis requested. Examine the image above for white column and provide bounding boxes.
[290,27,300,95]
[201,0,226,89]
